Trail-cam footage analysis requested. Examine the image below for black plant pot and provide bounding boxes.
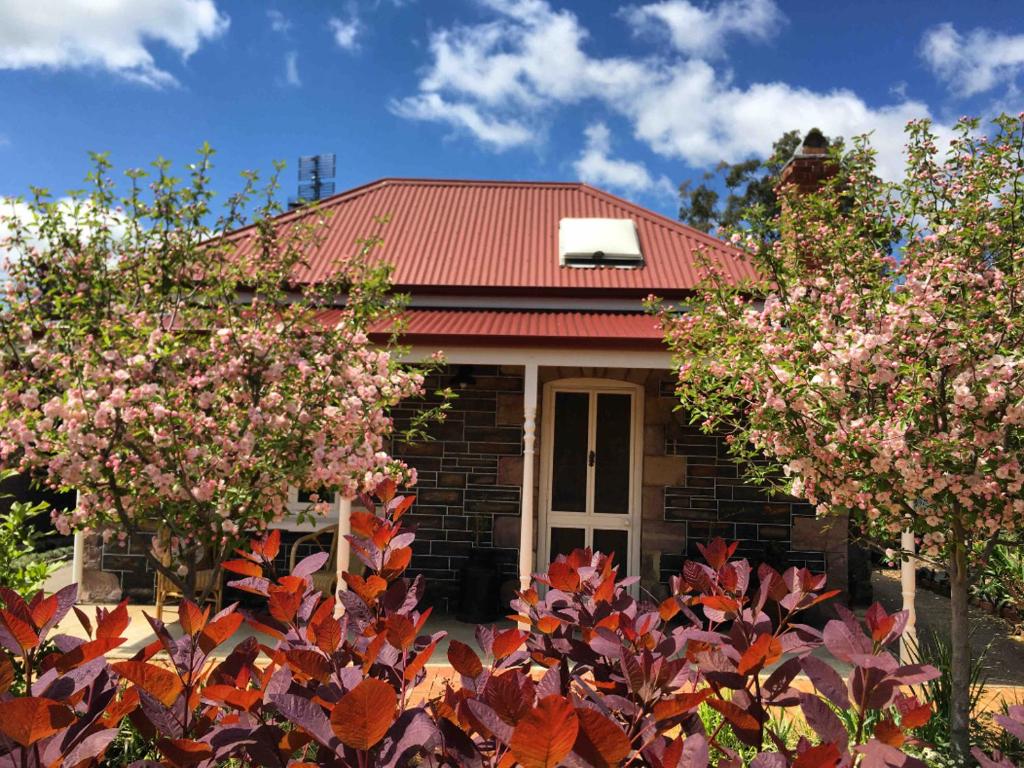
[456,547,502,623]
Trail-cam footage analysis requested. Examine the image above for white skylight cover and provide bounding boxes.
[558,218,642,267]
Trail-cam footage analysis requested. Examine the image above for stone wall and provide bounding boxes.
[86,363,844,608]
[391,365,526,613]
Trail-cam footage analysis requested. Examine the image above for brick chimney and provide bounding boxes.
[779,128,835,193]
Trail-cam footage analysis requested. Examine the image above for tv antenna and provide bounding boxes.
[288,153,336,209]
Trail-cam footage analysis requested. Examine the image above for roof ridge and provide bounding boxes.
[574,182,732,251]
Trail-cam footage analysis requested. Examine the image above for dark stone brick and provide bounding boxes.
[464,411,496,427]
[432,540,474,557]
[394,440,444,457]
[468,442,522,456]
[465,500,521,515]
[757,524,790,541]
[687,522,735,540]
[465,426,523,444]
[416,488,464,506]
[718,501,790,523]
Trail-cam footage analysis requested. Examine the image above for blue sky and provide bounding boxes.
[2,0,1023,219]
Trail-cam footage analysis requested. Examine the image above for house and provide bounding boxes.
[82,145,852,609]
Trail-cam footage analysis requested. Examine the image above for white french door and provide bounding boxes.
[539,379,642,578]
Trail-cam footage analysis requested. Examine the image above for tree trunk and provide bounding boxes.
[948,531,971,762]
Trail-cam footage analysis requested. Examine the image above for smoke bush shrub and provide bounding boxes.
[0,482,941,767]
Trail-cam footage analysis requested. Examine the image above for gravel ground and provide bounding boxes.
[872,567,1024,686]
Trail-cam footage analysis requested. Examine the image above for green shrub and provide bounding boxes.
[0,470,56,595]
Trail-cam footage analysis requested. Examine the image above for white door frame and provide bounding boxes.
[537,377,644,579]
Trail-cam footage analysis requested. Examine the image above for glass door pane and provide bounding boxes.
[593,393,631,514]
[593,528,629,573]
[550,527,586,559]
[551,392,589,512]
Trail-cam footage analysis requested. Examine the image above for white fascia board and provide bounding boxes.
[398,345,672,370]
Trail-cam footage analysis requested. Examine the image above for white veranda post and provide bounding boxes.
[900,528,918,664]
[334,495,352,617]
[519,362,539,595]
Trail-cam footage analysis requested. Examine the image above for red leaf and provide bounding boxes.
[349,510,380,538]
[177,601,208,637]
[699,595,740,614]
[696,538,736,570]
[385,615,417,651]
[391,494,415,521]
[653,690,713,724]
[594,575,615,603]
[202,684,263,711]
[0,609,39,650]
[381,547,412,578]
[792,743,841,768]
[573,707,631,768]
[510,695,579,768]
[448,640,483,678]
[706,698,759,733]
[222,559,263,578]
[259,530,281,561]
[102,687,139,728]
[112,661,184,707]
[492,629,525,660]
[535,616,560,634]
[0,656,13,694]
[738,633,782,676]
[874,719,906,748]
[547,562,580,592]
[344,574,388,605]
[56,637,124,673]
[96,601,130,639]
[198,612,243,655]
[157,738,214,767]
[285,649,331,682]
[895,693,932,729]
[330,678,397,751]
[403,639,439,681]
[376,479,397,504]
[659,597,681,621]
[268,585,303,624]
[0,698,74,746]
[29,594,58,629]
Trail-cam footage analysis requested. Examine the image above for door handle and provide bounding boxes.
[588,450,596,467]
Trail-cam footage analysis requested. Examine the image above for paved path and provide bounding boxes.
[872,567,1024,687]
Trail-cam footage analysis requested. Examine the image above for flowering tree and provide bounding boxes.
[0,147,440,602]
[658,114,1024,760]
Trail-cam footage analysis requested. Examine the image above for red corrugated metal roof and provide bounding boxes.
[356,309,667,349]
[242,179,753,296]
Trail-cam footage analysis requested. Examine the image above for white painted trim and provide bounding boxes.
[519,363,539,596]
[71,490,84,587]
[400,345,672,370]
[900,529,917,664]
[335,496,352,616]
[537,378,644,582]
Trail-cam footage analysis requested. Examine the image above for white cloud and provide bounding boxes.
[0,0,228,88]
[393,0,944,180]
[283,51,300,87]
[267,9,291,35]
[921,22,1024,97]
[574,123,675,198]
[329,16,361,51]
[624,0,785,58]
[390,93,534,150]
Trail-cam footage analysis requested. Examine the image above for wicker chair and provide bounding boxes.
[289,526,339,597]
[154,529,223,622]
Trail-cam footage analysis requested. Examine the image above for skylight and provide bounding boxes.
[558,218,643,268]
